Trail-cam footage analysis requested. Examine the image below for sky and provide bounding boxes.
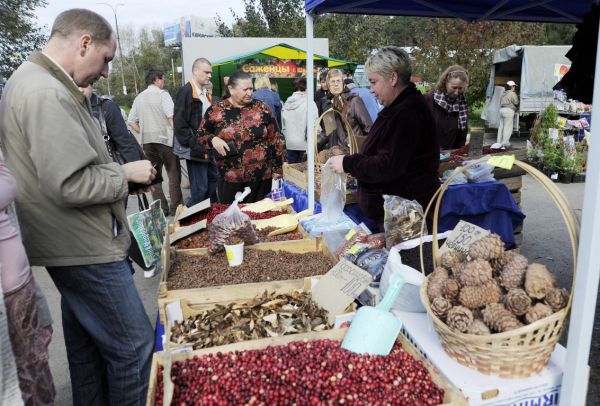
[34,0,246,33]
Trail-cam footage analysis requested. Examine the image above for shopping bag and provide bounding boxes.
[127,195,167,268]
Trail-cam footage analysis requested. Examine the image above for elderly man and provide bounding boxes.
[129,69,183,216]
[0,9,155,405]
[174,57,219,205]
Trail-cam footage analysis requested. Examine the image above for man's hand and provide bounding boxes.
[328,155,346,174]
[122,160,156,184]
[212,137,230,157]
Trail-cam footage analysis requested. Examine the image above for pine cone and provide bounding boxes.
[467,319,491,335]
[427,267,449,302]
[544,288,569,311]
[524,264,555,299]
[459,259,493,286]
[443,278,461,303]
[431,297,452,319]
[468,234,504,261]
[482,303,524,333]
[504,288,532,316]
[524,303,554,324]
[441,251,466,270]
[450,261,466,279]
[499,256,528,289]
[490,251,516,274]
[446,306,473,333]
[459,282,502,309]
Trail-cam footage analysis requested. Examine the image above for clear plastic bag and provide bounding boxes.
[355,248,388,281]
[464,160,495,183]
[383,195,426,249]
[334,222,371,259]
[208,187,259,254]
[321,159,346,222]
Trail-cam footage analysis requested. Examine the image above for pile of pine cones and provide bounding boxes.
[426,233,569,335]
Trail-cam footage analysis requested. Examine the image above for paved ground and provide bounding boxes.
[33,142,599,405]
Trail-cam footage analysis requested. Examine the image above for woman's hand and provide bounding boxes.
[212,137,230,156]
[328,155,346,174]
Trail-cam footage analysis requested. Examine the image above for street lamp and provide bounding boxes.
[97,2,127,95]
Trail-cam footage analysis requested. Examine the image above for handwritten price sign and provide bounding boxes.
[439,220,490,258]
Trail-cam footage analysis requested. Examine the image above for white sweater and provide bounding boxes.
[281,92,319,151]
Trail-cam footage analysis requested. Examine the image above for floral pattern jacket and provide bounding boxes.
[193,99,284,183]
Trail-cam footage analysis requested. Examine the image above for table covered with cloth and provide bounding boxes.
[282,180,525,247]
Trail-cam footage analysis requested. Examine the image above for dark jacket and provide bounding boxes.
[343,83,440,223]
[90,93,145,163]
[253,88,282,130]
[174,81,208,161]
[321,90,372,153]
[423,91,467,150]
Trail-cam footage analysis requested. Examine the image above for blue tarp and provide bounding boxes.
[305,0,591,24]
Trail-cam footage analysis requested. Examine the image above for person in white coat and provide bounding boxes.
[282,77,319,163]
[497,80,520,147]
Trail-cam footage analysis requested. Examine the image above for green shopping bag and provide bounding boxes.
[127,195,167,268]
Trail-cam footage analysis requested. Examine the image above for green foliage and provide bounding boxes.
[530,104,559,151]
[0,0,48,78]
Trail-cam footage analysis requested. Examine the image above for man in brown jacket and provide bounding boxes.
[0,9,156,406]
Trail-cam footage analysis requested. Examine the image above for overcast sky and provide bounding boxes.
[34,0,245,33]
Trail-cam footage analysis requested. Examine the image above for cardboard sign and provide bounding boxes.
[438,220,490,259]
[169,220,207,245]
[488,154,516,170]
[312,260,372,323]
[175,198,210,222]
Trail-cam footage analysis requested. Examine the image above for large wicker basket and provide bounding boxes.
[418,157,579,378]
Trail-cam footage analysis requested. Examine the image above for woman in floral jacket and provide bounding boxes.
[193,70,284,203]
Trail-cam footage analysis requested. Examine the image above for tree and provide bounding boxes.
[0,0,48,79]
[412,19,543,106]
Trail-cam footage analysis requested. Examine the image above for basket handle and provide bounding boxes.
[418,156,579,309]
[313,107,361,157]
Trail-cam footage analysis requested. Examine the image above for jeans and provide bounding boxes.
[497,107,516,146]
[143,143,183,215]
[46,260,154,406]
[286,150,305,164]
[186,158,219,206]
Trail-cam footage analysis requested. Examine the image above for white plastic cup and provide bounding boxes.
[224,242,244,267]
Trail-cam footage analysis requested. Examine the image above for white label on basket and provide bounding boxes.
[439,220,490,258]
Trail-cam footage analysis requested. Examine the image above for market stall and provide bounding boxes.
[210,42,357,100]
[303,2,598,405]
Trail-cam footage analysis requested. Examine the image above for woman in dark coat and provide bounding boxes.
[328,46,440,231]
[423,65,469,150]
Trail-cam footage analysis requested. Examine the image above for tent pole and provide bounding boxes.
[306,11,315,211]
[560,22,600,406]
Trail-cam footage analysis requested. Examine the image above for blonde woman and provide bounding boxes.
[423,66,469,149]
[252,73,282,128]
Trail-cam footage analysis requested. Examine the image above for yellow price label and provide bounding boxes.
[226,249,234,261]
[488,155,515,170]
[345,229,357,240]
[346,244,362,255]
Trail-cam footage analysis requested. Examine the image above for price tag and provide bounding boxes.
[345,228,357,240]
[488,154,515,170]
[346,244,362,255]
[438,220,490,258]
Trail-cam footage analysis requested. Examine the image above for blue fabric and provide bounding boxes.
[438,182,525,247]
[155,313,164,352]
[351,87,381,123]
[305,0,589,23]
[283,180,524,246]
[253,88,282,129]
[46,260,154,406]
[186,157,218,206]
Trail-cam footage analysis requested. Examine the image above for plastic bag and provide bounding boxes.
[440,168,468,185]
[208,187,259,254]
[379,248,426,312]
[300,213,356,238]
[464,160,495,183]
[334,222,371,259]
[355,248,388,281]
[342,243,372,263]
[365,233,386,250]
[383,195,426,249]
[321,159,346,222]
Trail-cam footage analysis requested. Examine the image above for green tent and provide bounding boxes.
[209,43,358,101]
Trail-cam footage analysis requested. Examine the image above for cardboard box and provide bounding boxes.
[394,311,585,406]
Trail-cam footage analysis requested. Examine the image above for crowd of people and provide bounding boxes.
[0,6,526,406]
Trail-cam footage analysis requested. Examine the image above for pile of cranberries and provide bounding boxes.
[154,339,445,405]
[179,204,286,227]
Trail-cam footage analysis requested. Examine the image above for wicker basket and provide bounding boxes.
[313,108,362,175]
[418,157,579,378]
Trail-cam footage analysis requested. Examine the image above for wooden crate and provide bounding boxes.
[158,238,332,324]
[147,329,467,406]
